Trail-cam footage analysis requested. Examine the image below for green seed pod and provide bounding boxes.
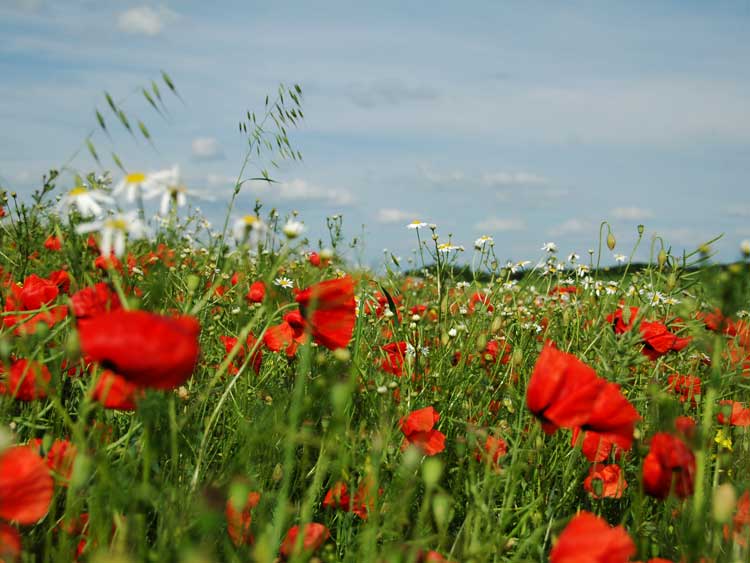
[637,224,645,235]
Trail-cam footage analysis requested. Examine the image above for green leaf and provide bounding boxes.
[95,109,107,133]
[138,121,151,140]
[86,139,100,165]
[105,92,118,114]
[112,152,126,173]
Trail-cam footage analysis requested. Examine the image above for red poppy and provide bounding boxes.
[667,374,701,406]
[526,343,602,434]
[44,235,62,251]
[0,446,54,525]
[91,370,143,411]
[380,341,407,376]
[246,281,266,304]
[728,490,750,546]
[70,283,121,321]
[400,406,446,456]
[322,478,379,519]
[717,400,750,427]
[607,305,639,334]
[475,435,508,467]
[225,491,261,546]
[45,439,77,484]
[416,550,457,563]
[640,321,691,360]
[78,310,201,390]
[642,432,696,499]
[263,311,307,357]
[674,415,697,440]
[295,276,356,350]
[571,429,621,463]
[220,334,263,375]
[468,291,494,313]
[49,270,71,294]
[0,359,51,401]
[583,464,627,499]
[0,522,21,561]
[549,511,635,563]
[279,522,330,559]
[3,274,68,335]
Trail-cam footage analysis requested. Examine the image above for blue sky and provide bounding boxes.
[2,0,749,267]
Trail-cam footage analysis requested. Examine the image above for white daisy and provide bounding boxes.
[614,253,627,264]
[274,276,294,289]
[474,235,494,250]
[407,220,429,230]
[58,185,114,217]
[75,210,148,257]
[113,167,176,203]
[541,242,558,253]
[437,243,465,253]
[232,215,268,247]
[282,220,305,239]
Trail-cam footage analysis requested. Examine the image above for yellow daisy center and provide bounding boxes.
[69,186,88,196]
[126,172,146,184]
[105,218,128,231]
[243,215,258,226]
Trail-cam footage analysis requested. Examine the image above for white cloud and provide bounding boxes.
[347,79,439,108]
[474,217,526,232]
[611,206,654,221]
[481,171,548,189]
[419,164,465,185]
[191,137,223,161]
[117,6,175,37]
[376,208,418,223]
[548,218,592,237]
[241,178,353,207]
[726,204,750,218]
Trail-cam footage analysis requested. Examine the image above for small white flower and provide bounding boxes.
[58,185,114,217]
[282,220,305,239]
[614,253,627,264]
[75,210,148,257]
[647,291,665,305]
[447,328,457,338]
[143,166,192,216]
[456,281,470,290]
[407,220,429,230]
[541,242,558,253]
[664,296,681,305]
[438,243,465,253]
[376,385,388,394]
[274,277,294,289]
[474,235,493,250]
[567,252,580,263]
[233,215,268,247]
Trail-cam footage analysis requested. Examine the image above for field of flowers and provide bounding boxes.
[2,90,750,563]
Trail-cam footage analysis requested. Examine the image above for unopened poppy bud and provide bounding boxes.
[422,458,443,489]
[70,454,91,491]
[606,232,616,251]
[511,348,523,367]
[65,331,80,359]
[271,463,283,482]
[332,348,350,362]
[657,249,667,268]
[320,248,334,260]
[330,383,349,416]
[637,224,645,235]
[187,274,201,292]
[0,337,12,362]
[712,483,737,523]
[667,273,677,290]
[432,493,451,531]
[741,239,750,258]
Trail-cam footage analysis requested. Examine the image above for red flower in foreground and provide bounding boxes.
[263,311,307,357]
[550,511,635,563]
[295,276,356,350]
[78,310,201,390]
[717,400,750,427]
[380,341,408,376]
[279,523,330,559]
[400,406,446,456]
[225,491,261,546]
[571,429,621,463]
[642,432,696,499]
[0,359,51,401]
[583,464,627,499]
[0,446,54,525]
[526,343,639,451]
[640,321,691,360]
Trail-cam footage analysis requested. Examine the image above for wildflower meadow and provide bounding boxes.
[2,75,750,563]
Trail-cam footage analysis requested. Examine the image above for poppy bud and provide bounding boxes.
[741,239,750,258]
[657,249,667,268]
[637,224,644,235]
[422,458,443,489]
[712,483,737,523]
[606,232,616,251]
